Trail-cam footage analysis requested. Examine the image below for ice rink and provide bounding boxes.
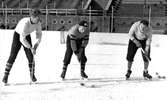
[0,30,167,100]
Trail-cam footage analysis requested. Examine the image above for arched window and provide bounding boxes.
[60,19,65,25]
[52,19,57,24]
[67,19,73,24]
[156,22,160,26]
[11,18,17,24]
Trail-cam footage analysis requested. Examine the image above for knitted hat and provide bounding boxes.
[79,20,88,27]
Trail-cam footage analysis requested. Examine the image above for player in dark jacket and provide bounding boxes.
[60,20,90,80]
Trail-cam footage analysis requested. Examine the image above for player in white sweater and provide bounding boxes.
[125,20,152,80]
[2,9,42,84]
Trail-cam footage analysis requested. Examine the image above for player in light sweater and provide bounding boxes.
[2,9,42,84]
[125,20,152,80]
[60,20,90,80]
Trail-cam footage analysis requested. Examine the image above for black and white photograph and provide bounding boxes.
[0,0,167,100]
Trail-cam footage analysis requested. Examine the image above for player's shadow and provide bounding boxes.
[4,77,165,88]
[86,76,165,88]
[6,81,56,86]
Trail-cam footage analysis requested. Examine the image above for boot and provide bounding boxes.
[125,70,132,80]
[60,65,67,80]
[2,63,12,84]
[29,63,37,82]
[143,70,152,80]
[81,64,88,79]
[81,71,88,79]
[2,72,9,84]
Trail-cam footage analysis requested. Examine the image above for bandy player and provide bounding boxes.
[60,20,90,80]
[2,9,42,84]
[125,20,152,80]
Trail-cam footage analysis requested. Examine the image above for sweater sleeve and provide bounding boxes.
[19,22,31,48]
[35,23,42,44]
[68,26,78,51]
[128,23,137,40]
[146,28,152,46]
[81,31,90,48]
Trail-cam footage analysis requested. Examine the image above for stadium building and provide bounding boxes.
[0,0,167,34]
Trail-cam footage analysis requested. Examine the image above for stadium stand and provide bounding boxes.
[8,0,20,8]
[123,0,165,4]
[0,0,167,33]
[112,0,167,33]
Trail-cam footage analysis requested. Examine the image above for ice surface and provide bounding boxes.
[0,30,167,100]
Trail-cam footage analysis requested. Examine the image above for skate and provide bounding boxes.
[2,74,9,86]
[30,71,37,84]
[81,71,88,80]
[31,74,37,82]
[60,70,66,81]
[143,71,152,80]
[29,63,37,84]
[125,70,132,80]
[30,68,37,84]
[30,74,37,84]
[60,65,67,81]
[80,64,88,80]
[2,64,12,86]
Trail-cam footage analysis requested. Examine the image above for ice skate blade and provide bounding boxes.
[61,78,66,81]
[81,77,88,81]
[144,77,152,80]
[29,81,37,85]
[3,83,9,86]
[126,77,130,80]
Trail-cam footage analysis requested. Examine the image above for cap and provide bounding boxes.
[78,20,88,27]
[140,20,149,26]
[31,9,41,17]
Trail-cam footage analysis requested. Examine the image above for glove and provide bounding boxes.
[74,50,80,54]
[30,48,34,54]
[30,47,37,55]
[132,39,141,47]
[33,43,39,51]
[31,43,39,55]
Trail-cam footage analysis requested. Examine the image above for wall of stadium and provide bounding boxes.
[1,14,167,34]
[0,15,111,33]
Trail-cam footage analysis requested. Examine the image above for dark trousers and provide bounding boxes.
[126,39,150,62]
[7,31,33,65]
[63,35,87,66]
